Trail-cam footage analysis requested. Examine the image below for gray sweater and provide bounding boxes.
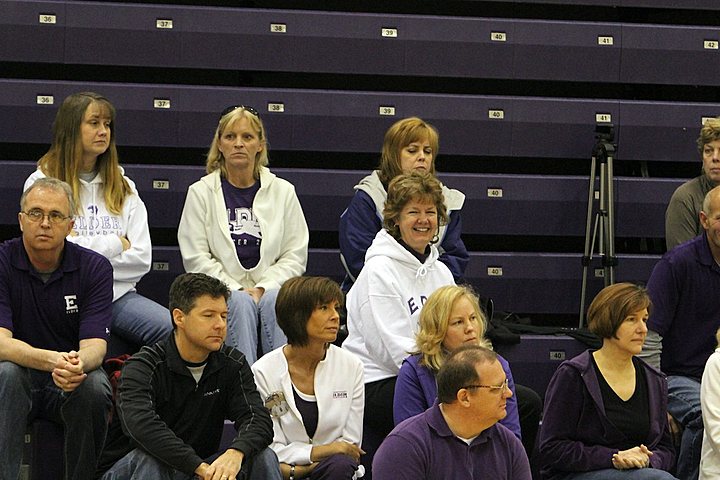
[665,173,716,250]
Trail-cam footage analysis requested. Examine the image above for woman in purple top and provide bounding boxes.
[537,283,677,480]
[393,284,521,438]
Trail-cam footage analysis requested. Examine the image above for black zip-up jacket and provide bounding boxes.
[97,333,273,476]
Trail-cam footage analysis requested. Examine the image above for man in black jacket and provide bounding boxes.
[98,272,280,480]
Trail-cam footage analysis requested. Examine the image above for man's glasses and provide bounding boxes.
[462,378,509,394]
[220,105,259,121]
[21,209,72,224]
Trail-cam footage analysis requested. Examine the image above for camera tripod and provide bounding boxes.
[579,125,617,328]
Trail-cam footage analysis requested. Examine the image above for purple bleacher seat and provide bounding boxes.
[449,174,590,237]
[283,11,407,75]
[614,177,684,237]
[403,16,515,79]
[443,173,682,238]
[286,89,399,154]
[182,9,407,75]
[495,334,588,399]
[0,1,65,64]
[174,86,295,150]
[133,245,660,318]
[305,248,344,282]
[511,97,619,158]
[614,253,661,285]
[0,161,36,225]
[622,0,720,9]
[121,165,361,232]
[121,164,203,229]
[78,83,182,148]
[136,246,345,307]
[468,252,660,316]
[275,169,362,233]
[288,90,517,157]
[513,19,621,82]
[0,79,183,148]
[468,252,603,315]
[180,7,296,72]
[4,79,718,162]
[414,94,514,157]
[618,100,720,162]
[136,246,185,308]
[64,2,183,68]
[620,24,720,86]
[0,80,68,145]
[1,161,685,240]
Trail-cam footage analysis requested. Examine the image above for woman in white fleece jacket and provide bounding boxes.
[253,276,365,480]
[178,105,308,364]
[24,92,170,348]
[342,171,454,474]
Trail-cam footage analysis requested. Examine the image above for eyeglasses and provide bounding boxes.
[462,378,509,394]
[21,209,72,224]
[220,105,259,121]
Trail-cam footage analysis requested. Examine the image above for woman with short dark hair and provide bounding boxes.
[252,276,365,480]
[538,283,676,480]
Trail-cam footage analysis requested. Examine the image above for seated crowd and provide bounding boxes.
[2,92,720,480]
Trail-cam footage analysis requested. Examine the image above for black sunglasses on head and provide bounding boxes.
[220,105,259,121]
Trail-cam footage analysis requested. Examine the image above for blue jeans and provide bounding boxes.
[226,289,284,365]
[554,469,678,479]
[101,446,282,480]
[112,291,172,347]
[667,375,703,480]
[0,362,112,480]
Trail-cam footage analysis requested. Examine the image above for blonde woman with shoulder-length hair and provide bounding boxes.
[393,284,523,441]
[24,92,170,348]
[178,105,308,364]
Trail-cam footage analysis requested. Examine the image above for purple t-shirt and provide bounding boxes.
[647,233,720,379]
[373,402,531,480]
[0,237,113,352]
[221,177,262,269]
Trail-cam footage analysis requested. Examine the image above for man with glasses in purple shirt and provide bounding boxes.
[0,177,114,480]
[373,345,531,480]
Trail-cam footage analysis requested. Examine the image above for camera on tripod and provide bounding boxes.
[579,123,617,328]
[593,124,615,157]
[595,124,614,142]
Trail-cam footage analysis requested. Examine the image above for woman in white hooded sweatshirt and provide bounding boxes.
[24,92,170,348]
[342,171,454,474]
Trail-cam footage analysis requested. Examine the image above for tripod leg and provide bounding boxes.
[598,163,609,286]
[579,155,598,328]
[605,154,616,285]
